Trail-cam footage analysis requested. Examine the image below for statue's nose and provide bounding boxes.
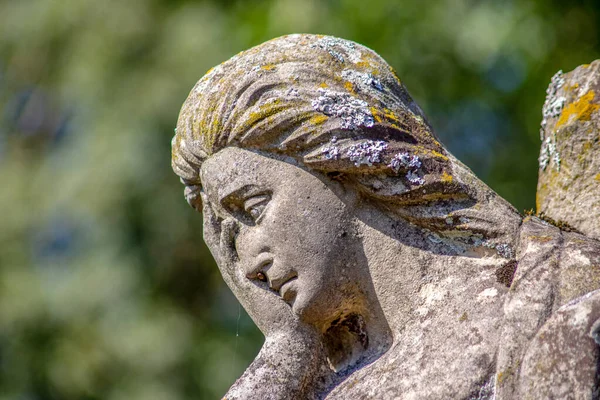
[246,253,273,284]
[246,254,296,294]
[268,270,297,293]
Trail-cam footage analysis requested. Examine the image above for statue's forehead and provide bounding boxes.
[200,148,297,202]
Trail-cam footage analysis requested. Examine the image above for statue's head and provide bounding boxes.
[173,34,471,219]
[171,34,514,329]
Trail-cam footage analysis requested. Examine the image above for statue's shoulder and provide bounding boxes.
[495,216,600,400]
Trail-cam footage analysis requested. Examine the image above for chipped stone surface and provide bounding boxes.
[171,34,600,399]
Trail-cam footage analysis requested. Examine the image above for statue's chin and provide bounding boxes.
[292,289,324,325]
[294,290,348,330]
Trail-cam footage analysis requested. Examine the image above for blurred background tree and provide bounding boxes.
[1,0,599,398]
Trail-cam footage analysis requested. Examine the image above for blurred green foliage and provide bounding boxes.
[1,0,599,398]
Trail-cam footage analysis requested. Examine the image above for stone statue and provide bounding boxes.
[171,34,600,399]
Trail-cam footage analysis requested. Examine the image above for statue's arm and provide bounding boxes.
[517,289,600,399]
[224,330,331,400]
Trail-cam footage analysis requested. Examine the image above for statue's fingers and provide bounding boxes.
[200,193,221,254]
[219,218,240,277]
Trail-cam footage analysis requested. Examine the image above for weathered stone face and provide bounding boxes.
[172,34,600,399]
[200,148,366,328]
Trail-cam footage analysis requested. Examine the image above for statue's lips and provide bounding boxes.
[280,277,298,302]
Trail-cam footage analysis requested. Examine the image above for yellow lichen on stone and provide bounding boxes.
[261,64,276,71]
[309,114,328,125]
[389,67,401,83]
[441,171,453,183]
[319,82,328,88]
[356,60,370,69]
[556,90,600,128]
[535,189,543,213]
[371,107,383,123]
[196,102,222,152]
[381,108,400,123]
[497,361,520,386]
[595,173,600,182]
[241,103,285,132]
[425,148,449,161]
[528,235,553,243]
[565,82,580,92]
[344,81,355,93]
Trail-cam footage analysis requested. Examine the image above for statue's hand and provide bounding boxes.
[200,194,332,399]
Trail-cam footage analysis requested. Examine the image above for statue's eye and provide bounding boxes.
[243,194,270,223]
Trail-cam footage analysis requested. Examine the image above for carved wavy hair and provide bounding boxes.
[172,34,504,235]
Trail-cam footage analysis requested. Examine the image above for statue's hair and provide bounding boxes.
[172,34,481,233]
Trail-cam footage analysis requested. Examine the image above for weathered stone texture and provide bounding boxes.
[537,61,600,240]
[496,217,600,400]
[171,35,600,399]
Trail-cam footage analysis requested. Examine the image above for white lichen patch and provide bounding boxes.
[312,88,374,130]
[541,97,566,131]
[539,134,560,171]
[541,70,566,131]
[347,140,388,166]
[477,287,498,302]
[419,283,449,308]
[422,229,475,254]
[321,136,341,160]
[539,70,565,171]
[406,170,425,185]
[389,152,424,186]
[341,69,383,92]
[388,153,422,172]
[276,35,300,48]
[495,243,515,259]
[414,306,429,317]
[480,240,514,259]
[309,37,362,63]
[197,64,224,95]
[565,249,592,267]
[284,87,299,98]
[571,304,592,328]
